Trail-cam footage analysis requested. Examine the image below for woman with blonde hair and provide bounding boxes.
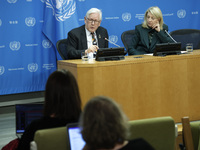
[128,6,175,55]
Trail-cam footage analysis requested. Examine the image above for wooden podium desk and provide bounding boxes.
[57,50,200,123]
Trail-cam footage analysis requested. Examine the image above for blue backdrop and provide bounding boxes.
[0,0,199,95]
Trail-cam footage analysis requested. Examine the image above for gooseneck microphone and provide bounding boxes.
[105,38,121,47]
[105,38,127,55]
[164,30,177,43]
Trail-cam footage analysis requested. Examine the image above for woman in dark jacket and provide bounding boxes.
[128,6,175,55]
[17,69,82,150]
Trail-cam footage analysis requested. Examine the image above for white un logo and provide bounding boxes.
[9,41,21,51]
[7,0,17,3]
[0,19,2,27]
[109,35,118,44]
[177,9,186,18]
[122,12,131,22]
[28,63,38,72]
[0,66,5,75]
[42,39,52,48]
[25,17,36,27]
[45,0,76,21]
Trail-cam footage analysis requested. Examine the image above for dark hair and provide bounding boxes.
[44,69,81,121]
[80,96,128,150]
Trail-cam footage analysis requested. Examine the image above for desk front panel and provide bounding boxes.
[58,51,200,122]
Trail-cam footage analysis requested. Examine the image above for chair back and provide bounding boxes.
[34,127,69,150]
[121,30,135,52]
[128,116,176,150]
[170,29,200,50]
[56,39,68,60]
[181,116,200,150]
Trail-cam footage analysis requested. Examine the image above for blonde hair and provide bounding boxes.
[142,6,164,30]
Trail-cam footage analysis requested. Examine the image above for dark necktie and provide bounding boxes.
[91,32,97,45]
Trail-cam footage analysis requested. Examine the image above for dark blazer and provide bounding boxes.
[128,24,174,55]
[66,25,108,59]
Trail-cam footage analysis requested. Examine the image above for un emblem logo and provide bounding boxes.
[109,35,118,44]
[42,39,52,48]
[0,66,5,75]
[122,13,131,22]
[9,41,21,51]
[28,63,38,72]
[25,17,36,27]
[7,0,17,3]
[45,0,76,22]
[177,9,186,18]
[0,19,2,27]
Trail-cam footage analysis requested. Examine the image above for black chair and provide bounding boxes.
[56,39,68,60]
[170,29,200,50]
[121,30,135,52]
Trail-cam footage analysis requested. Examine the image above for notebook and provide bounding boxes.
[66,123,85,150]
[15,103,44,136]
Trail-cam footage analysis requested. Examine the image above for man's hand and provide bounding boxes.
[85,45,99,53]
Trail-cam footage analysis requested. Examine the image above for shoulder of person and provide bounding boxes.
[69,25,85,33]
[128,138,155,149]
[163,24,169,30]
[97,26,107,32]
[27,117,45,127]
[135,24,143,30]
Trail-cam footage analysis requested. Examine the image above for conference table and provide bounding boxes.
[57,50,200,123]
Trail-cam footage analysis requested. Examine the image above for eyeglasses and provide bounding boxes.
[86,18,100,24]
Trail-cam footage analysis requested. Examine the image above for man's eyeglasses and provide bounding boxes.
[86,18,100,24]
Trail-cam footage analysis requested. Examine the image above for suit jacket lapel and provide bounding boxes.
[81,25,88,49]
[142,28,150,49]
[96,28,103,47]
[150,34,157,49]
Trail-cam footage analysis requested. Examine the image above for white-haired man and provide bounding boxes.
[66,8,108,59]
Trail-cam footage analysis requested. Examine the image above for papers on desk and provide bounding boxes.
[144,51,188,56]
[144,53,153,56]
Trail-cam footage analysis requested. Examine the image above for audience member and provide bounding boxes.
[66,8,108,59]
[128,6,175,55]
[79,96,154,150]
[17,69,82,150]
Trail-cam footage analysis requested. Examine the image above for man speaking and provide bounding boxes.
[66,8,108,59]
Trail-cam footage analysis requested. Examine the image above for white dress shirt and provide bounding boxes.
[85,28,98,48]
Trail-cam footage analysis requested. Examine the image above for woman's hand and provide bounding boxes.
[151,21,160,32]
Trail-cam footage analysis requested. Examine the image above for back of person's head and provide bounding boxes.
[44,69,81,121]
[142,6,164,30]
[79,96,128,150]
[86,8,102,21]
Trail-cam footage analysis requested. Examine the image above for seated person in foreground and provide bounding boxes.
[66,8,108,59]
[79,95,155,150]
[17,69,82,150]
[128,6,175,55]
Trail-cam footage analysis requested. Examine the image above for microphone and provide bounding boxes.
[105,38,121,47]
[164,30,177,43]
[105,38,127,55]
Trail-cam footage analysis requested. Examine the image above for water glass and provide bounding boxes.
[81,52,88,61]
[186,43,193,52]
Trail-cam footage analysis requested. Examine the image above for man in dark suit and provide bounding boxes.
[66,8,108,59]
[128,6,174,55]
